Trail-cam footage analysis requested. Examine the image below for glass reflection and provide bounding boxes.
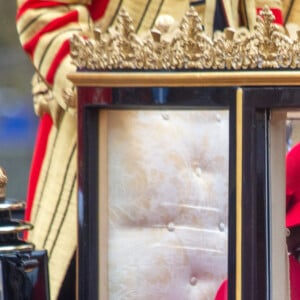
[101,109,229,299]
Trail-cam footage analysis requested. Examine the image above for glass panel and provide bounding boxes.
[285,114,300,300]
[269,111,289,300]
[99,109,229,299]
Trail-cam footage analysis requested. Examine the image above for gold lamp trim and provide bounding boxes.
[0,243,35,253]
[0,222,34,234]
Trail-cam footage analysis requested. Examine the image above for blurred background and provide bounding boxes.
[0,1,37,201]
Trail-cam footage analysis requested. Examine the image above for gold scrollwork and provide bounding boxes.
[70,6,300,71]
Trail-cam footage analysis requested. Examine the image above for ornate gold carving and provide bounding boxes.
[31,73,64,127]
[70,6,300,70]
[0,167,7,199]
[63,86,77,109]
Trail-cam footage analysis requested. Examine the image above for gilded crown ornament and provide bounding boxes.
[70,6,300,70]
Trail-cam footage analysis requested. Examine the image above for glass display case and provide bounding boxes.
[69,77,300,300]
[68,6,300,300]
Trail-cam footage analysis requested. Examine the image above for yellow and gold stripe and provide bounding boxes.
[235,87,243,300]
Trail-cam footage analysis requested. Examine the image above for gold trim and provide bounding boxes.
[68,70,300,87]
[98,110,109,300]
[0,222,33,234]
[70,6,300,71]
[236,88,243,300]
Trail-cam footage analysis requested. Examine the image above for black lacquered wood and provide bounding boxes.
[240,103,269,300]
[240,87,300,300]
[77,86,112,300]
[77,86,237,300]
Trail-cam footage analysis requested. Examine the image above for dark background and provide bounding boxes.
[0,1,37,202]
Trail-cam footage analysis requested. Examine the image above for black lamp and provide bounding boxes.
[0,167,50,300]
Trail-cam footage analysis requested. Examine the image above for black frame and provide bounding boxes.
[240,87,300,300]
[77,84,300,300]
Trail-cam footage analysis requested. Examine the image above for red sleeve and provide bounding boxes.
[256,7,283,25]
[88,0,109,20]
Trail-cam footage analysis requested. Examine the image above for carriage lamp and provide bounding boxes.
[0,167,50,300]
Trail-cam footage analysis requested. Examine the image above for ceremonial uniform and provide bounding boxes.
[16,0,300,299]
[286,143,300,300]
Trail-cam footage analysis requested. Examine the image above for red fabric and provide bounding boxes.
[214,279,228,300]
[286,143,300,228]
[16,1,66,20]
[20,0,107,235]
[46,39,70,85]
[17,0,109,22]
[24,114,53,239]
[256,7,283,25]
[88,0,110,20]
[290,256,300,300]
[23,10,78,58]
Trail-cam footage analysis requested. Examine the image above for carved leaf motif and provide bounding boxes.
[70,6,300,71]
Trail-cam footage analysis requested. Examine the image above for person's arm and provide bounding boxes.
[286,142,300,261]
